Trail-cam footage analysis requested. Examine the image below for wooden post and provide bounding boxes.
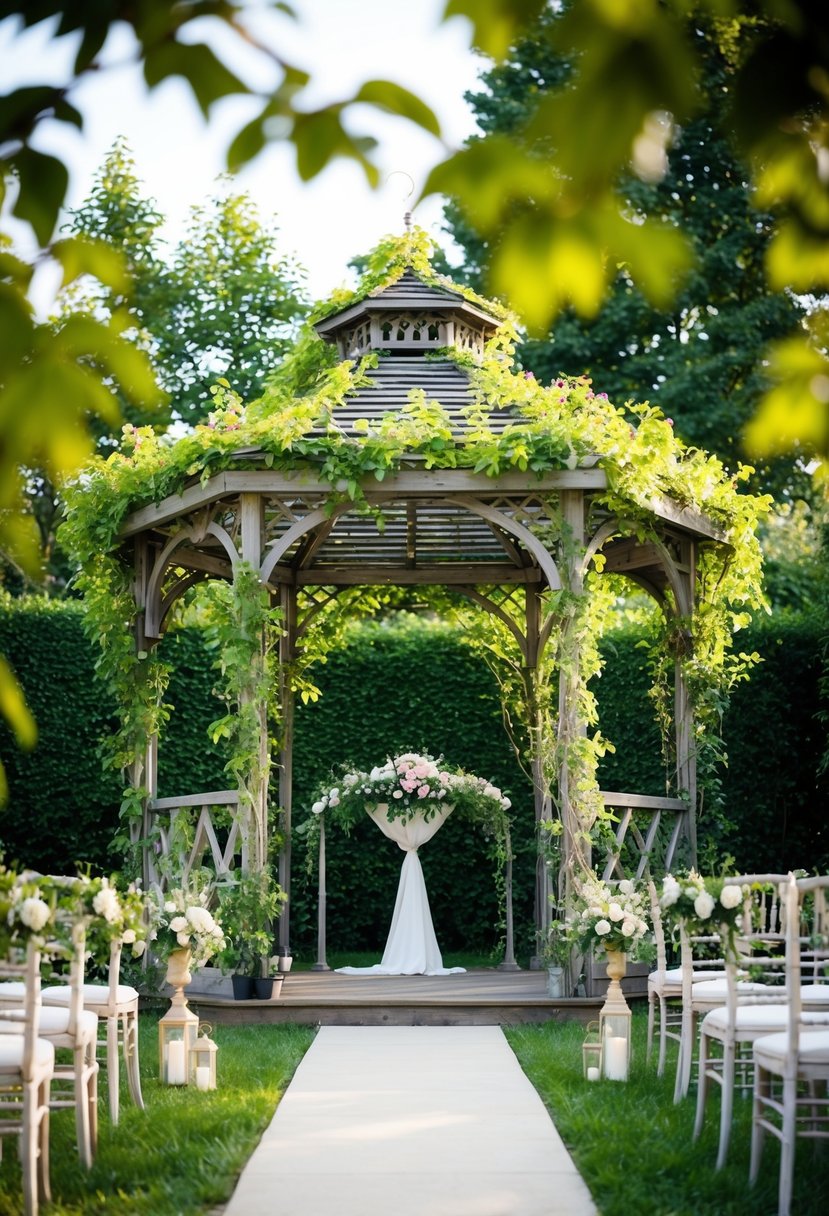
[674,540,698,863]
[238,493,268,877]
[524,582,557,968]
[312,816,330,971]
[497,825,519,970]
[277,581,297,955]
[556,490,590,909]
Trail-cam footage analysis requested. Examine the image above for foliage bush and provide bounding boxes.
[1,600,826,959]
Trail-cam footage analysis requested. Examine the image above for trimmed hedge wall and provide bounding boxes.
[1,600,826,959]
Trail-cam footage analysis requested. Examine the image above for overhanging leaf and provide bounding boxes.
[443,0,548,60]
[353,80,440,138]
[10,146,68,245]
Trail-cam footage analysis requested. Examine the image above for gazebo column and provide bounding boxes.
[555,490,590,909]
[276,580,297,955]
[239,493,269,876]
[673,538,698,862]
[525,584,553,969]
[132,534,160,894]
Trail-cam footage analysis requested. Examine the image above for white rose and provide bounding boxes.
[186,907,215,933]
[694,890,716,920]
[621,918,637,937]
[311,801,325,815]
[131,939,147,957]
[594,919,611,936]
[169,916,188,934]
[122,928,136,944]
[719,884,742,910]
[19,897,51,932]
[661,876,680,907]
[93,886,121,923]
[608,902,625,922]
[502,798,511,810]
[618,879,634,896]
[393,790,404,799]
[176,931,191,946]
[164,901,176,914]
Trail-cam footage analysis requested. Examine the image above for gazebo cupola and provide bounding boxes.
[313,267,501,358]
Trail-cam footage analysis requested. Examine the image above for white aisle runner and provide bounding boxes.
[222,1026,597,1216]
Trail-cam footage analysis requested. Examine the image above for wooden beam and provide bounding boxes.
[121,467,609,536]
[599,791,688,812]
[295,565,544,586]
[149,791,240,811]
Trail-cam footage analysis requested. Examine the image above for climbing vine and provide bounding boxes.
[59,226,771,892]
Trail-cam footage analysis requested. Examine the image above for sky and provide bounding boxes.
[0,0,486,306]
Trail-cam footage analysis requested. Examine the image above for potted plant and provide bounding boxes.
[216,869,286,1000]
[540,919,572,999]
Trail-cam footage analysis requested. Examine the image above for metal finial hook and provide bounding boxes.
[386,171,415,232]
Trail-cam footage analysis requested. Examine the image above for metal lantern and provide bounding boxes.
[582,1020,602,1081]
[159,948,199,1085]
[191,1024,219,1091]
[159,1000,199,1085]
[599,950,632,1081]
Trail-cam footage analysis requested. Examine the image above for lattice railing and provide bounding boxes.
[596,791,692,882]
[146,791,242,893]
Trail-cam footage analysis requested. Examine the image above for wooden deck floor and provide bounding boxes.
[186,968,604,1027]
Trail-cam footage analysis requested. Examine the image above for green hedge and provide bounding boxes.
[1,600,826,959]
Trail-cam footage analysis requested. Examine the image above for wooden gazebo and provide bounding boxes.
[117,247,727,963]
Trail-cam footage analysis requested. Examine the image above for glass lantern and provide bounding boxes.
[191,1025,219,1091]
[158,1001,199,1085]
[582,1020,602,1081]
[598,947,632,1081]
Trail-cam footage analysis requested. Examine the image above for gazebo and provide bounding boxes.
[65,228,765,967]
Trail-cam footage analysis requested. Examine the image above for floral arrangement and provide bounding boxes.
[148,880,226,968]
[311,752,511,827]
[564,870,651,959]
[0,866,56,953]
[659,871,746,944]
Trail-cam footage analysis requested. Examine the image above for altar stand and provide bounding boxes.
[337,802,465,977]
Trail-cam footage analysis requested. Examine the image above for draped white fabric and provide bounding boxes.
[336,802,465,977]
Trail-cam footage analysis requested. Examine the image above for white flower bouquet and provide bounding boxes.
[311,751,511,827]
[148,880,226,968]
[565,870,651,959]
[659,870,746,943]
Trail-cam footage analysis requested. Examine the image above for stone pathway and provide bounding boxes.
[222,1025,598,1216]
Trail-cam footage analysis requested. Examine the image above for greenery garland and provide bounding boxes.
[59,227,769,890]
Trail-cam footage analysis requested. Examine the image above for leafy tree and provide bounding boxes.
[0,0,439,787]
[443,10,807,501]
[432,0,829,470]
[66,141,308,428]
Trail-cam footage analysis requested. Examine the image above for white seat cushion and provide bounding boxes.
[0,1006,98,1038]
[649,967,728,989]
[754,1029,829,1067]
[801,985,829,1006]
[0,1036,55,1070]
[703,1004,790,1035]
[41,983,138,1009]
[0,982,27,1002]
[692,978,770,1002]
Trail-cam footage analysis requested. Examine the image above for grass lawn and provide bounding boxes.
[2,1005,825,1213]
[0,1014,314,1215]
[508,1009,829,1216]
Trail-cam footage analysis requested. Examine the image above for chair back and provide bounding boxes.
[0,941,43,1083]
[788,874,829,1047]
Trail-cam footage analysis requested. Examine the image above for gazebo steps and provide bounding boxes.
[181,968,612,1027]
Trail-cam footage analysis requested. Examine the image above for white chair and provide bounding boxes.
[750,874,829,1216]
[693,876,793,1168]
[0,921,99,1168]
[42,936,143,1124]
[646,879,726,1077]
[0,942,54,1216]
[673,874,787,1104]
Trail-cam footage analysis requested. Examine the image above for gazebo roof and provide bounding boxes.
[109,232,736,638]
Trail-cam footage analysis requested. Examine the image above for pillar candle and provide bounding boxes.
[604,1034,628,1081]
[167,1039,186,1085]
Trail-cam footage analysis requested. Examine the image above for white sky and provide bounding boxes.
[0,0,486,305]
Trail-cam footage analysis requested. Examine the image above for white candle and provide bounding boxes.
[167,1039,186,1085]
[587,1066,600,1082]
[604,1034,628,1081]
[196,1065,210,1092]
